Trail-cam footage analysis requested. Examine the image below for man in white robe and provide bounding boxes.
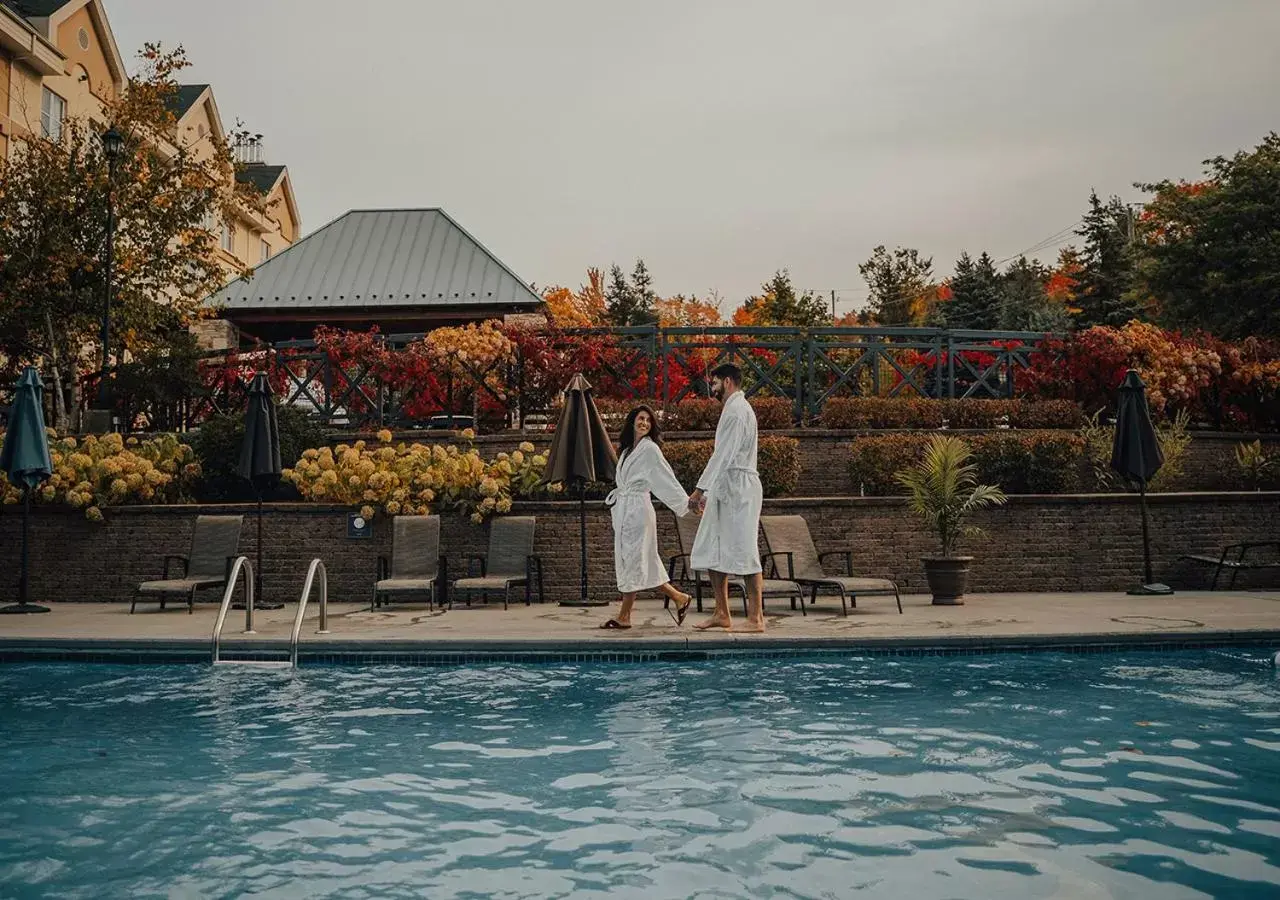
[688,363,765,632]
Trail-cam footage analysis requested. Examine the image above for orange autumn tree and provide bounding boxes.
[540,267,607,327]
[656,294,722,328]
[0,43,261,428]
[1045,247,1084,317]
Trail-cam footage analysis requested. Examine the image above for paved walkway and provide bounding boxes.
[2,591,1278,649]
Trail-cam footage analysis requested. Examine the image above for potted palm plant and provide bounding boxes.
[895,434,1007,605]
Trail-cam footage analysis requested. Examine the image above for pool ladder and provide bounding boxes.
[211,557,330,668]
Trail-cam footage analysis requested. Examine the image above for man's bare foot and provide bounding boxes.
[735,619,766,634]
[694,616,731,631]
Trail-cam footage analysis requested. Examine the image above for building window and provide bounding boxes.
[41,88,66,141]
[221,222,234,253]
[260,239,271,263]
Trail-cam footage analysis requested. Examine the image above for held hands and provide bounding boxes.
[688,489,707,516]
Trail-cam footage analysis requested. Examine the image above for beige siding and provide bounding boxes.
[53,6,115,104]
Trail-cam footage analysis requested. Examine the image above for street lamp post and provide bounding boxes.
[97,126,124,414]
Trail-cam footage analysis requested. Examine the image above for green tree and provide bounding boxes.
[603,259,657,326]
[998,256,1067,331]
[1137,132,1280,338]
[1074,191,1144,328]
[0,43,259,428]
[945,251,1002,329]
[858,245,934,325]
[734,269,831,327]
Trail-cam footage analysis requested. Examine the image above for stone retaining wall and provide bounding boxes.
[3,493,1276,607]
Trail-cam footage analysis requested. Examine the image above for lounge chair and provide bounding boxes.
[760,515,902,615]
[452,516,545,608]
[1179,541,1280,589]
[665,511,804,616]
[373,515,447,610]
[132,515,244,614]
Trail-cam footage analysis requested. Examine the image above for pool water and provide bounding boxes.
[1,652,1279,899]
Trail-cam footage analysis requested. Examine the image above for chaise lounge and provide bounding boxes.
[132,514,244,613]
[761,515,902,615]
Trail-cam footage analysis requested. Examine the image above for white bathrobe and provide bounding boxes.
[606,437,691,593]
[690,391,763,575]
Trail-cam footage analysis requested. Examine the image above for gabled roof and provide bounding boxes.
[164,84,210,120]
[236,164,286,195]
[12,0,126,91]
[207,208,542,311]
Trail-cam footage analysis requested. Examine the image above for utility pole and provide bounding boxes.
[830,289,836,319]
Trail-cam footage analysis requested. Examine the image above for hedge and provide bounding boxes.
[593,396,794,431]
[848,431,1086,496]
[665,436,800,498]
[820,398,1084,431]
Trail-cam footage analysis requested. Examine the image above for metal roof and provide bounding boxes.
[206,208,544,311]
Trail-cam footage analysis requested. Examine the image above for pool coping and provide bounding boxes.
[3,628,1279,665]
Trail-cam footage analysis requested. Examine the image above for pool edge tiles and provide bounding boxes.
[2,629,1279,665]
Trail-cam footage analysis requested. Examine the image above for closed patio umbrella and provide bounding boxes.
[1,367,53,614]
[237,372,284,609]
[1110,369,1173,596]
[543,374,617,606]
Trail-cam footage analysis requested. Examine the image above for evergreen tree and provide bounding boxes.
[946,251,1002,329]
[603,259,658,326]
[601,258,655,325]
[999,256,1067,331]
[629,259,658,325]
[1075,191,1144,327]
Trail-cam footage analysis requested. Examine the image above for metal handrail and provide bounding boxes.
[211,556,254,664]
[289,558,330,667]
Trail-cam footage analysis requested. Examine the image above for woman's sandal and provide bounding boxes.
[668,594,694,626]
[600,619,632,630]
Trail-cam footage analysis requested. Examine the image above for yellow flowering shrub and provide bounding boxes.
[0,431,200,520]
[283,436,557,524]
[420,320,515,397]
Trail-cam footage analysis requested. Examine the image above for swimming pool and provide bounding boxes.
[1,651,1278,898]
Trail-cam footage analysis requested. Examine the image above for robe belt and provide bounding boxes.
[605,486,650,506]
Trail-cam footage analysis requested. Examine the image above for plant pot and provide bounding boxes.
[922,556,973,605]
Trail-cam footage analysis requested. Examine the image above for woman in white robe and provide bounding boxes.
[600,405,695,629]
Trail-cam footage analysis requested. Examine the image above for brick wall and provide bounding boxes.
[2,493,1276,607]
[339,430,1280,496]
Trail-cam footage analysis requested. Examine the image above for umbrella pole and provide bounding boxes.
[1,486,50,614]
[1140,482,1153,586]
[257,490,264,607]
[1127,480,1172,596]
[251,489,284,610]
[580,481,588,605]
[21,486,29,606]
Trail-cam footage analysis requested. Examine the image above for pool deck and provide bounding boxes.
[1,590,1279,661]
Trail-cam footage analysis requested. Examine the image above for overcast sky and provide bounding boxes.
[108,0,1280,315]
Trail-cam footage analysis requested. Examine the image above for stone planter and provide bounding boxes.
[922,556,973,605]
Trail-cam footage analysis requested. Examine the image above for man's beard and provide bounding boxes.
[710,383,725,401]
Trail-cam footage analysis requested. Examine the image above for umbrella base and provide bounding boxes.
[558,599,610,608]
[1126,583,1174,596]
[0,602,51,614]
